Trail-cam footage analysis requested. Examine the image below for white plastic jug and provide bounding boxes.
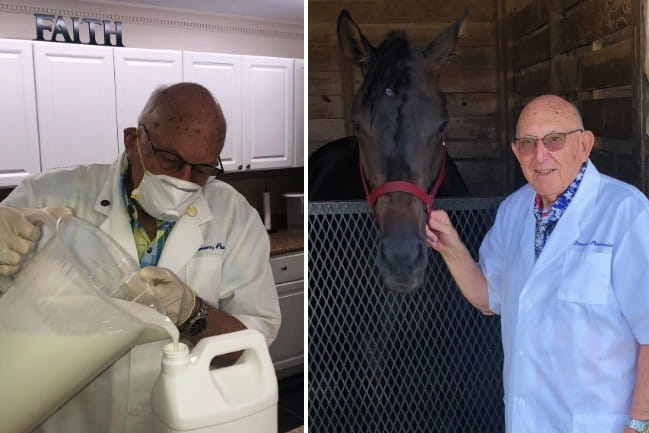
[0,212,173,433]
[152,329,278,433]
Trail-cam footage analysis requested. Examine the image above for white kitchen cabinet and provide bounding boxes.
[0,39,40,187]
[33,42,118,170]
[269,251,304,377]
[243,56,294,170]
[183,52,243,172]
[293,59,304,167]
[114,48,182,153]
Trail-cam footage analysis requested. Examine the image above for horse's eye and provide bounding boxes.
[439,121,449,134]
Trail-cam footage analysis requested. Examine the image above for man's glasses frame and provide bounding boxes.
[513,129,583,155]
[139,123,224,178]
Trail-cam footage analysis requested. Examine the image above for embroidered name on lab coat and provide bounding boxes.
[199,243,225,251]
[573,240,613,248]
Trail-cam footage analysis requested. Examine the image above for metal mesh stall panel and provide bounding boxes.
[309,198,505,433]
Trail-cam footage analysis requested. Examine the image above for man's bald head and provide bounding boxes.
[516,94,583,137]
[138,82,226,146]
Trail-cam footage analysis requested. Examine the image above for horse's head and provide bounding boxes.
[338,9,466,293]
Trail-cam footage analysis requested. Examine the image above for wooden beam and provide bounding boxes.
[632,0,647,191]
[581,38,633,90]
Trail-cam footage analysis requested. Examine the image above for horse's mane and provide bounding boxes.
[359,31,412,111]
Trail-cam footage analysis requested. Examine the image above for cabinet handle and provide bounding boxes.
[238,165,243,170]
[280,265,288,271]
[246,164,251,169]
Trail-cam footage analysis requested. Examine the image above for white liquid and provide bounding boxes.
[111,299,179,346]
[0,328,142,433]
[0,297,178,433]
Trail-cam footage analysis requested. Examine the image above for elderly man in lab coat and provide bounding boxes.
[0,82,281,433]
[426,94,649,433]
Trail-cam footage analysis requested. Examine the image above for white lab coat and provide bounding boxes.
[479,161,649,433]
[2,154,281,433]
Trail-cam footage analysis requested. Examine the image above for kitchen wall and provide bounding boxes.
[0,0,304,227]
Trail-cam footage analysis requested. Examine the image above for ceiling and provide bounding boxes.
[82,0,304,24]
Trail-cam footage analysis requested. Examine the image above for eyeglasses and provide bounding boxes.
[513,129,583,155]
[139,124,224,178]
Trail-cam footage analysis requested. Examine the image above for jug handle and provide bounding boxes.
[0,209,58,292]
[191,329,274,375]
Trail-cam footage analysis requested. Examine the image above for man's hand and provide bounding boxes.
[0,206,72,276]
[133,267,197,326]
[425,209,463,256]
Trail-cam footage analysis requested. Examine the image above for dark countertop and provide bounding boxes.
[269,228,304,256]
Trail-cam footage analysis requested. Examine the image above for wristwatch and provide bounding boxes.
[627,418,649,433]
[180,298,209,337]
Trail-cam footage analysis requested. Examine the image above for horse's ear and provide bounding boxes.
[337,9,375,69]
[423,7,468,64]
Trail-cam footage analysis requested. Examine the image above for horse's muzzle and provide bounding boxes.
[376,236,428,293]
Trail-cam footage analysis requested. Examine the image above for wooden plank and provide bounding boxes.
[581,97,633,140]
[514,26,549,67]
[446,93,498,116]
[309,72,343,95]
[448,116,498,140]
[309,45,343,72]
[455,160,503,183]
[511,0,547,37]
[556,54,579,93]
[308,23,498,47]
[558,0,632,53]
[557,0,583,11]
[446,139,502,159]
[444,45,498,69]
[580,38,633,90]
[514,61,550,95]
[309,94,345,119]
[309,1,496,24]
[439,68,498,92]
[309,119,347,144]
[593,137,633,154]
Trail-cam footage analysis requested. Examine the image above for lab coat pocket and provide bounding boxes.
[572,413,626,433]
[186,256,224,302]
[558,249,611,305]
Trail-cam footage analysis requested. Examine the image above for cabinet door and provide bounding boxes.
[33,42,118,170]
[269,280,304,373]
[183,52,243,173]
[0,39,40,187]
[293,59,304,168]
[114,48,182,153]
[243,56,294,170]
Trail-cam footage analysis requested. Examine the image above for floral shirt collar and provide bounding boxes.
[533,161,588,259]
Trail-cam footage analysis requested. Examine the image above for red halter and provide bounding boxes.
[359,143,447,217]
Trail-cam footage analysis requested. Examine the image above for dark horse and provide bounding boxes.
[309,10,470,293]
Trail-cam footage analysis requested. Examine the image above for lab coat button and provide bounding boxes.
[517,398,525,407]
[518,350,524,357]
[100,199,110,206]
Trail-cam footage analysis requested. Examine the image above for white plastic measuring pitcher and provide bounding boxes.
[152,329,278,433]
[0,212,173,433]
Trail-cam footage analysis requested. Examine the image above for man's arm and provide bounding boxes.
[426,209,492,314]
[625,344,649,432]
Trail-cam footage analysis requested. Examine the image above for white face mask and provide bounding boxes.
[130,131,202,222]
[131,172,201,222]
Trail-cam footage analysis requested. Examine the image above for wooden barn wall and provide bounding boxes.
[308,0,506,197]
[502,0,649,192]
